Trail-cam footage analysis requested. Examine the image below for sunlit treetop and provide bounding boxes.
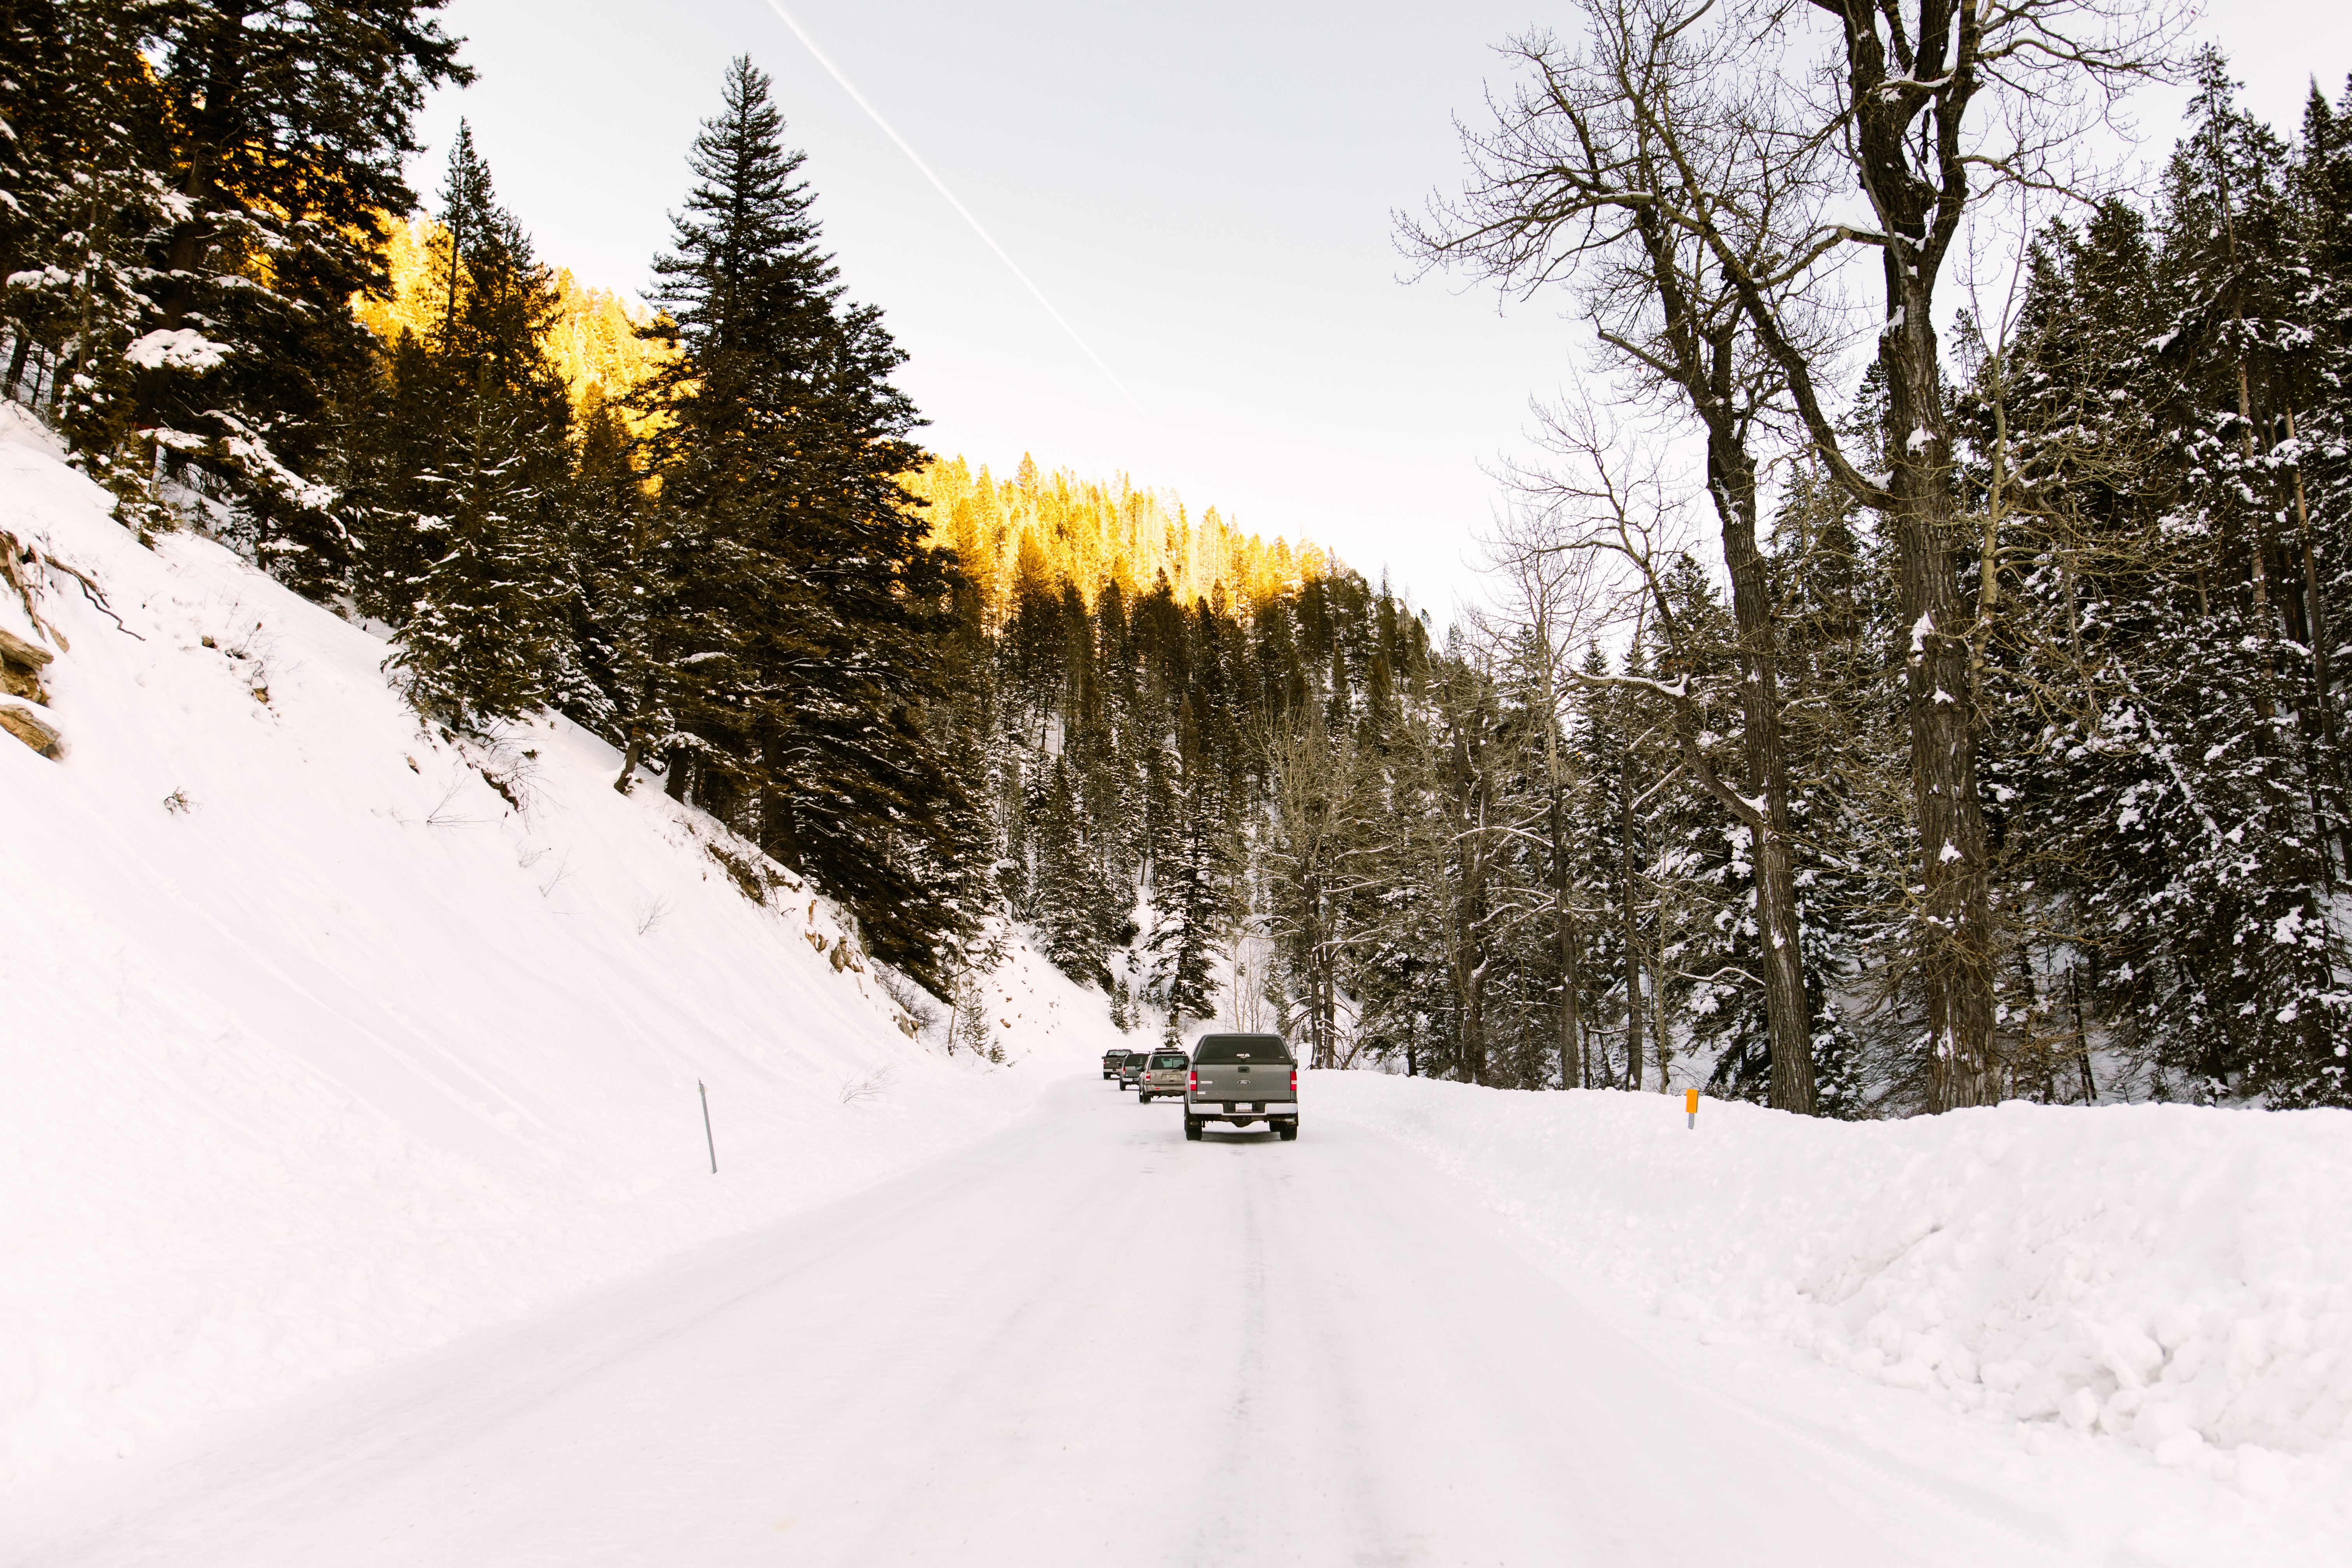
[910,455,1334,627]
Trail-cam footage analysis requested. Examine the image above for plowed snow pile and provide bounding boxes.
[0,411,1112,1490]
[1316,1073,2352,1488]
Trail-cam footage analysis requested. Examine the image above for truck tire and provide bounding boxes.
[1184,1116,1203,1141]
[1278,1120,1299,1141]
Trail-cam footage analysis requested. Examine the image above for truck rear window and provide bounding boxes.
[1191,1033,1291,1066]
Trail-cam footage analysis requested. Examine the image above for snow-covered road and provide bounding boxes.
[5,1078,2092,1566]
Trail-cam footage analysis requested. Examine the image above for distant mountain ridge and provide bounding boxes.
[352,219,1340,613]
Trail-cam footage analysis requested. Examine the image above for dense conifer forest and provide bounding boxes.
[5,4,2350,1113]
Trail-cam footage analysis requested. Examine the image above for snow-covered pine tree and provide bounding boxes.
[568,389,653,751]
[1344,689,1450,1076]
[2136,53,2349,1104]
[1148,696,1234,1026]
[1759,462,1888,1115]
[635,55,972,989]
[2302,77,2352,647]
[0,2,174,525]
[1428,640,1507,1084]
[1031,753,1110,986]
[1951,201,2164,1105]
[381,124,577,728]
[131,2,465,576]
[1560,644,1632,1088]
[1264,701,1363,1070]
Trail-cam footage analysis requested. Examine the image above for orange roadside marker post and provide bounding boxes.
[1685,1087,1698,1130]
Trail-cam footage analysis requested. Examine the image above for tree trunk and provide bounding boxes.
[1796,0,2000,1113]
[2288,409,2341,876]
[1706,416,1816,1113]
[1317,912,1339,1070]
[1545,726,1585,1090]
[157,7,252,330]
[2069,965,2096,1106]
[1884,295,1996,1112]
[1620,750,1645,1093]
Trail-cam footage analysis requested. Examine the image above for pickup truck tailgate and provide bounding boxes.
[1191,1060,1293,1108]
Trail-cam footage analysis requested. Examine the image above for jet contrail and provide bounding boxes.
[763,1,1146,412]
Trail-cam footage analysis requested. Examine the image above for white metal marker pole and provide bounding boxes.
[700,1079,717,1174]
[1685,1087,1698,1130]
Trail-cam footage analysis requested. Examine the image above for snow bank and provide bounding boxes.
[0,413,1115,1490]
[1314,1074,2351,1477]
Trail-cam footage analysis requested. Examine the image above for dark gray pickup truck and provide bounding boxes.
[1184,1032,1298,1141]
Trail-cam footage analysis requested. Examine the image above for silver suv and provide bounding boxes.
[1136,1049,1190,1102]
[1184,1033,1298,1140]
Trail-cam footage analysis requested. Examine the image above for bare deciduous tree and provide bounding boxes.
[1475,523,1616,1087]
[1406,3,1834,1112]
[1408,0,2181,1109]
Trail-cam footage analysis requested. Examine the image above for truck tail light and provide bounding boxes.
[1188,1070,1198,1092]
[1289,1067,1298,1094]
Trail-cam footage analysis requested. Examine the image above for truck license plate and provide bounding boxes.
[1235,1102,1258,1112]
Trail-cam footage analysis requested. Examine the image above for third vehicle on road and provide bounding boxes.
[1136,1049,1190,1103]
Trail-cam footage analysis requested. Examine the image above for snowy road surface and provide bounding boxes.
[9,1078,2077,1566]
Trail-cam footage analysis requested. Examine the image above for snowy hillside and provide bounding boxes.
[0,410,1117,1489]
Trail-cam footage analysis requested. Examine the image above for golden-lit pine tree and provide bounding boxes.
[356,216,675,426]
[905,454,1330,626]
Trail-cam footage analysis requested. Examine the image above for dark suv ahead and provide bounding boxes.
[1117,1050,1151,1091]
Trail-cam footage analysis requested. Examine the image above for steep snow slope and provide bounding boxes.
[1315,1073,2352,1538]
[0,410,1115,1490]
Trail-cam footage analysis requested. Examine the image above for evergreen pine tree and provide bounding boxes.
[1033,754,1109,985]
[138,3,465,573]
[570,389,654,752]
[382,124,577,728]
[636,56,972,988]
[2132,53,2348,1102]
[1149,697,1233,1023]
[1,2,173,524]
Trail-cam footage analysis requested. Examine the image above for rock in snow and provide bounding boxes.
[0,697,60,757]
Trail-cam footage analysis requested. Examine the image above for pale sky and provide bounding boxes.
[412,1,2351,624]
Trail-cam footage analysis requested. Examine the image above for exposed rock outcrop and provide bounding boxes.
[0,699,61,758]
[0,625,53,702]
[0,626,59,757]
